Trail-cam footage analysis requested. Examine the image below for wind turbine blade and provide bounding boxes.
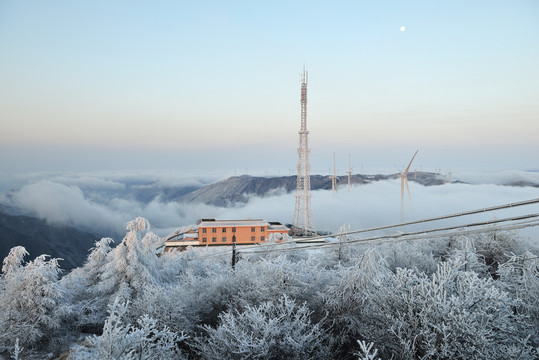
[404,150,419,176]
[405,178,411,201]
[401,177,405,200]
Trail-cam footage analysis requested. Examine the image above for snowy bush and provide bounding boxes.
[355,340,381,360]
[372,257,535,359]
[69,298,186,360]
[322,248,393,352]
[473,229,520,271]
[1,217,537,359]
[0,247,67,351]
[497,251,539,346]
[129,283,200,336]
[193,294,331,360]
[380,239,438,275]
[446,236,488,276]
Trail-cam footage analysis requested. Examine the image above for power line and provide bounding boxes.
[188,198,539,260]
[196,216,539,260]
[299,197,539,242]
[238,216,539,257]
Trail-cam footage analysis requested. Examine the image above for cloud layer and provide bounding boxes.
[1,170,538,242]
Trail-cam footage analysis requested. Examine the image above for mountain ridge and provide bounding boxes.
[174,172,447,207]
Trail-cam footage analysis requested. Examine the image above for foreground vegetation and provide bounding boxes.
[1,217,538,359]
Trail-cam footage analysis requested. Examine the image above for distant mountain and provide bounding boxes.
[0,210,102,271]
[507,181,539,188]
[174,172,446,207]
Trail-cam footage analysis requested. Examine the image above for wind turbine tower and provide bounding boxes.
[330,152,337,193]
[398,149,419,221]
[293,68,316,236]
[347,153,352,192]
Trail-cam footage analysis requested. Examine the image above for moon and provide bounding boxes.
[400,25,406,32]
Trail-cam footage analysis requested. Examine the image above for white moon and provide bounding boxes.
[400,25,406,32]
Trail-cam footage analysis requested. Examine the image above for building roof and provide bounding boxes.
[268,223,289,232]
[197,219,270,228]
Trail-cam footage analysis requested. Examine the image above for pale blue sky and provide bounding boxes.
[1,0,538,174]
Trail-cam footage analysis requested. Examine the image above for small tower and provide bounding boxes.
[292,67,316,236]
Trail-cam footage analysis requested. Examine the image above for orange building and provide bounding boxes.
[196,218,289,245]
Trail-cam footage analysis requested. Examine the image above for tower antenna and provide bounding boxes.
[292,67,316,236]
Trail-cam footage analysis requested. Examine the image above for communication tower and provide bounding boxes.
[292,68,316,236]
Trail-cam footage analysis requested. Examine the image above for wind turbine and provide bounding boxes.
[396,150,419,221]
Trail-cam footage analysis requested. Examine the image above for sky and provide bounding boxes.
[1,0,538,176]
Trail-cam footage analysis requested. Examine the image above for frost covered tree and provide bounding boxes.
[60,237,115,333]
[69,298,186,360]
[322,224,353,265]
[97,217,164,303]
[0,247,67,351]
[60,218,165,335]
[193,294,330,360]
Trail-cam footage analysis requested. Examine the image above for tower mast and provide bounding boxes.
[293,67,316,236]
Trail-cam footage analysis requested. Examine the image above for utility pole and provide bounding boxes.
[292,67,316,236]
[231,235,237,271]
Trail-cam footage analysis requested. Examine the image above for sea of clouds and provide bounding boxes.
[1,169,538,241]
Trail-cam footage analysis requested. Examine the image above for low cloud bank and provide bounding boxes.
[231,178,539,244]
[451,169,539,186]
[1,170,538,241]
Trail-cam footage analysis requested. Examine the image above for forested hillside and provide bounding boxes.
[0,217,537,359]
[0,211,101,270]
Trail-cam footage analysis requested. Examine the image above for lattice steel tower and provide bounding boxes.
[292,68,316,236]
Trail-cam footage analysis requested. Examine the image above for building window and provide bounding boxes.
[261,236,265,241]
[202,228,207,234]
[232,227,236,233]
[222,228,227,233]
[251,227,255,232]
[212,228,217,233]
[260,227,265,232]
[251,236,256,241]
[202,237,207,243]
[212,237,217,243]
[222,237,227,242]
